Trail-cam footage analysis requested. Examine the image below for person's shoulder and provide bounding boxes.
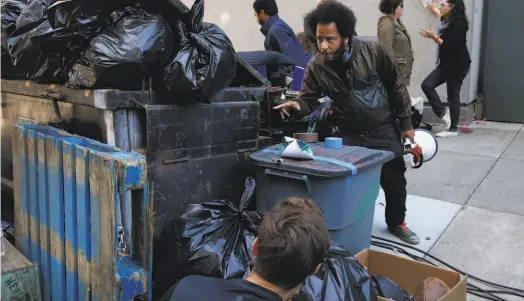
[378,15,394,27]
[175,275,221,292]
[171,275,226,300]
[354,36,381,50]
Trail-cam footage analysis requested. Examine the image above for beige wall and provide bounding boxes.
[180,0,482,104]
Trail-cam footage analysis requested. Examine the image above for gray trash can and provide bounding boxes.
[250,143,394,255]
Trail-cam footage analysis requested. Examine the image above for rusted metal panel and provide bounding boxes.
[12,124,150,301]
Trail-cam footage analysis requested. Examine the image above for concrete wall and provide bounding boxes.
[180,0,482,105]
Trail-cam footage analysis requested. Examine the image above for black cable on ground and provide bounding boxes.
[371,236,524,295]
[370,241,507,301]
[370,237,524,301]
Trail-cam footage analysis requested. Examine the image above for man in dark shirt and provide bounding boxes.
[274,1,420,244]
[165,198,330,301]
[253,0,311,68]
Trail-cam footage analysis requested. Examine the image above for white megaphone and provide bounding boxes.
[403,129,438,169]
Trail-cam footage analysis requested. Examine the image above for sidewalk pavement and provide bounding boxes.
[371,121,524,300]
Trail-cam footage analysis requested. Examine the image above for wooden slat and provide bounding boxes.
[46,135,66,301]
[13,126,31,259]
[63,141,79,301]
[37,132,51,301]
[89,152,102,301]
[75,146,91,301]
[26,129,41,265]
[99,154,117,300]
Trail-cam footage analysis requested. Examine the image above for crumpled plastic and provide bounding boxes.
[372,276,411,301]
[15,0,50,30]
[67,6,173,90]
[295,242,376,301]
[181,177,264,279]
[162,0,237,101]
[7,9,105,83]
[1,0,26,77]
[1,0,26,41]
[47,0,134,29]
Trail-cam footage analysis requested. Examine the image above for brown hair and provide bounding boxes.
[253,198,330,290]
[297,32,311,53]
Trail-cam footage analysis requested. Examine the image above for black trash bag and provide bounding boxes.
[1,0,27,78]
[15,0,51,30]
[162,0,237,101]
[372,276,411,301]
[295,242,376,301]
[67,6,173,90]
[1,0,26,40]
[7,9,105,83]
[47,0,136,29]
[181,177,264,279]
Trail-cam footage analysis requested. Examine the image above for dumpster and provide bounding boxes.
[250,143,394,255]
[0,79,271,299]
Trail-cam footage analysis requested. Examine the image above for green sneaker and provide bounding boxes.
[389,223,420,245]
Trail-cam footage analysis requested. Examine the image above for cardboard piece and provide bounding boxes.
[355,249,467,301]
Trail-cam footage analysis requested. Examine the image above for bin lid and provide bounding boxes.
[250,143,395,177]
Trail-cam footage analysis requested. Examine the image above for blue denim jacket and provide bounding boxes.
[261,15,311,67]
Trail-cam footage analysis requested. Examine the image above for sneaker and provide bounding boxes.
[389,223,420,244]
[441,108,451,130]
[436,129,459,138]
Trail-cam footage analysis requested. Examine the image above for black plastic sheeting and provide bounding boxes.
[1,0,26,77]
[67,6,173,90]
[181,177,263,280]
[162,0,237,101]
[15,0,50,29]
[5,0,112,83]
[372,276,411,301]
[295,242,376,301]
[1,0,266,91]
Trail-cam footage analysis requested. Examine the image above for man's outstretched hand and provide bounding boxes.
[273,101,301,119]
[401,129,416,144]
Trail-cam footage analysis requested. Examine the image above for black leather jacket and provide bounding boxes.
[294,37,413,133]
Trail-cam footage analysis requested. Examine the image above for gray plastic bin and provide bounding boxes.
[250,143,394,255]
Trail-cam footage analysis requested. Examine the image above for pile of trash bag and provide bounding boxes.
[295,242,376,301]
[4,0,117,83]
[1,0,26,77]
[162,0,237,100]
[67,6,173,90]
[181,177,264,279]
[0,0,250,101]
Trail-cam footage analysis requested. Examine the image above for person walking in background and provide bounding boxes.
[377,0,414,86]
[420,0,471,138]
[253,0,310,67]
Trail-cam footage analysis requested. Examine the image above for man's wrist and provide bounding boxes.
[399,117,413,132]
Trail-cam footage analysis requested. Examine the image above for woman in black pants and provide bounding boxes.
[420,0,471,138]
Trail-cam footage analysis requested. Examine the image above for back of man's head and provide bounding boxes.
[253,0,279,16]
[253,198,330,291]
